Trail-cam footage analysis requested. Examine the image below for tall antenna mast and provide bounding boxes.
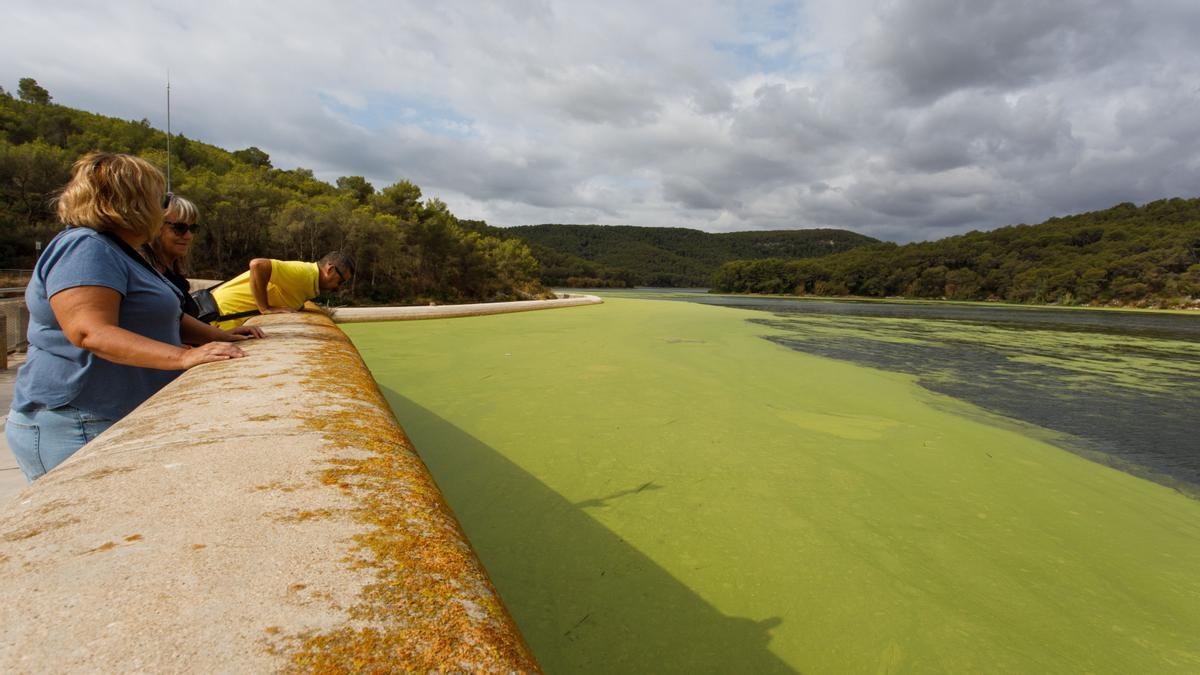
[165,74,172,191]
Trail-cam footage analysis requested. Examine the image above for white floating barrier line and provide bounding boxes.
[328,293,603,323]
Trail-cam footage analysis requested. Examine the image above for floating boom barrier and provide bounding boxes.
[328,293,602,323]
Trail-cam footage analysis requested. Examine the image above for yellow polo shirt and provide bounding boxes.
[211,260,320,329]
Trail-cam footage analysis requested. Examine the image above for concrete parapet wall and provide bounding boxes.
[0,312,539,672]
[0,299,28,354]
[187,278,222,292]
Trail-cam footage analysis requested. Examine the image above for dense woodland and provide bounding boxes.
[0,78,547,304]
[714,201,1200,307]
[503,224,877,287]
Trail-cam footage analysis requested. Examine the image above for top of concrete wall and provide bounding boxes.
[0,312,538,672]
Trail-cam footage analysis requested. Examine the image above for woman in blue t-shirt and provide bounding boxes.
[7,153,249,481]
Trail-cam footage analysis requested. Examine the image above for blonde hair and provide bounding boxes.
[56,152,165,239]
[162,193,199,225]
[149,193,200,274]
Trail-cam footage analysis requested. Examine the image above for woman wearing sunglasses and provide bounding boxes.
[7,154,247,482]
[148,194,264,341]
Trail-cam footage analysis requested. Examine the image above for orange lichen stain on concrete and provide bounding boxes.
[273,508,339,524]
[253,481,303,493]
[0,553,9,565]
[72,466,136,482]
[124,534,144,542]
[2,516,81,542]
[264,626,283,635]
[191,544,207,550]
[84,541,118,555]
[278,322,540,673]
[35,498,79,515]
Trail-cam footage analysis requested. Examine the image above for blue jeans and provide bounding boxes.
[6,406,115,482]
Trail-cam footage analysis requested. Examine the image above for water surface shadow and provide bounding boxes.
[380,387,795,674]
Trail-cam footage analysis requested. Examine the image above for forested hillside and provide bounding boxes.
[714,200,1200,307]
[504,224,877,287]
[0,78,547,304]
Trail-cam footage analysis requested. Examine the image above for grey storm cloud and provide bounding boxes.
[2,0,1199,242]
[662,175,726,211]
[529,65,664,126]
[854,0,1144,102]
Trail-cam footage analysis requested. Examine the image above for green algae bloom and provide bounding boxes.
[345,297,1200,674]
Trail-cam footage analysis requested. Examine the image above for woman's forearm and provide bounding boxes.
[78,323,189,370]
[180,313,230,344]
[52,286,245,372]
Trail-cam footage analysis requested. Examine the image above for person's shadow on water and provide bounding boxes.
[381,388,796,674]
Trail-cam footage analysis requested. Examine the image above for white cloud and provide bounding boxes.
[2,0,1198,242]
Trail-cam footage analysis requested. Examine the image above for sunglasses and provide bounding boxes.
[167,222,200,235]
[333,266,350,284]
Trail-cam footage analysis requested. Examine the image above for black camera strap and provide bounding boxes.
[100,230,163,277]
[100,229,263,323]
[99,230,187,307]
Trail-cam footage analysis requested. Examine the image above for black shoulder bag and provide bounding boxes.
[190,282,261,324]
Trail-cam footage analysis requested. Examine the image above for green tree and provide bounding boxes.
[373,180,423,221]
[944,268,982,300]
[232,146,272,168]
[0,140,70,264]
[0,140,69,227]
[17,78,51,105]
[336,175,375,204]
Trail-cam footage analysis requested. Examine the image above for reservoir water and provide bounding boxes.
[345,295,1200,673]
[621,289,1200,494]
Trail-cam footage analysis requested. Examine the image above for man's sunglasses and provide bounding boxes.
[333,266,350,285]
[167,222,200,235]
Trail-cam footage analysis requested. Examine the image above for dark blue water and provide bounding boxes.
[594,289,1200,494]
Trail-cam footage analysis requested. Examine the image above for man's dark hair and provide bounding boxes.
[319,251,356,279]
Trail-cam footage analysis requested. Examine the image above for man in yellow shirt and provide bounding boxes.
[211,251,354,329]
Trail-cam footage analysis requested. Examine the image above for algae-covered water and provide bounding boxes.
[650,290,1200,493]
[344,297,1200,673]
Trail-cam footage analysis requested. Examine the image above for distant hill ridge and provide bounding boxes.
[502,223,878,287]
[712,199,1200,308]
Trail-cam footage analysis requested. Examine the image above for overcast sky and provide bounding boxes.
[3,0,1198,242]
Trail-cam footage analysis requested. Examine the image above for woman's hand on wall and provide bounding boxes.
[177,342,246,369]
[230,325,265,339]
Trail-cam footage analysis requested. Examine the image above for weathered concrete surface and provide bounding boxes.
[329,293,602,323]
[0,312,538,672]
